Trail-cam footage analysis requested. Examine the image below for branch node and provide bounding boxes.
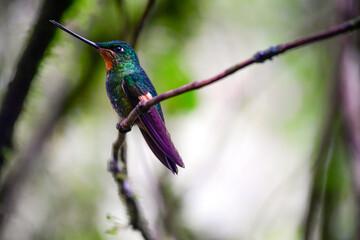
[253,45,281,63]
[116,120,131,133]
[139,101,150,112]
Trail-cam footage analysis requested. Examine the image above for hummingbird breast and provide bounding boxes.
[105,71,133,118]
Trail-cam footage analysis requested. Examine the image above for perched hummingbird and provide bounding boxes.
[50,20,184,174]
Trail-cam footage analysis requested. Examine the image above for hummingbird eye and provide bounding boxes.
[113,46,124,53]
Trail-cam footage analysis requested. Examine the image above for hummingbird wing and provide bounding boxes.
[122,73,185,174]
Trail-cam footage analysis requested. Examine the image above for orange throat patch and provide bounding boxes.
[98,49,115,71]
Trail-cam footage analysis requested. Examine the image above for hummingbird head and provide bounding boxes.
[50,20,139,72]
[96,41,139,72]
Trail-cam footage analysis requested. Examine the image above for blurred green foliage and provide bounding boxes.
[58,0,200,118]
[24,0,201,238]
[146,49,197,114]
[1,0,358,239]
[138,0,201,115]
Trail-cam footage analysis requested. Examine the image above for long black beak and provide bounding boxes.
[49,20,99,49]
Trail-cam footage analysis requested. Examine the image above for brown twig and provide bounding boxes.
[157,174,200,239]
[335,2,360,239]
[109,133,155,240]
[303,128,337,240]
[302,39,343,238]
[110,14,360,240]
[130,0,156,48]
[117,16,360,133]
[117,0,131,40]
[339,36,360,240]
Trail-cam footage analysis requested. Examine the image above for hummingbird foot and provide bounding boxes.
[116,119,131,133]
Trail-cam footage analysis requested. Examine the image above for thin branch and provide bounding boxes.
[130,0,156,48]
[109,0,157,239]
[117,0,131,40]
[109,134,155,240]
[302,42,342,239]
[118,16,360,133]
[0,0,74,176]
[109,14,360,240]
[340,40,360,240]
[335,2,360,238]
[157,174,200,239]
[303,138,336,240]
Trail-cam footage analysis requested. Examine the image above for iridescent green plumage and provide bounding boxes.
[49,20,184,173]
[97,41,184,173]
[97,41,163,119]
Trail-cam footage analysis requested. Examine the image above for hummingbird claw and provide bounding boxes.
[116,120,131,133]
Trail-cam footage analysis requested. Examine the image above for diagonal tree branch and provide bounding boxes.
[0,0,74,176]
[109,14,360,240]
[117,0,131,41]
[117,16,360,134]
[302,67,341,240]
[339,35,360,240]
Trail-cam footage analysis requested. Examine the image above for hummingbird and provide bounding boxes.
[50,20,184,174]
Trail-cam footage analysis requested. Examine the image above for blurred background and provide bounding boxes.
[0,0,359,239]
